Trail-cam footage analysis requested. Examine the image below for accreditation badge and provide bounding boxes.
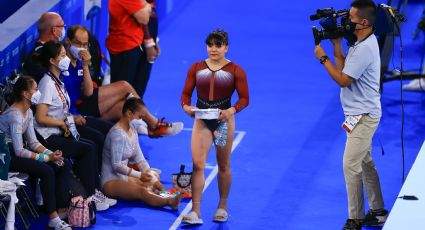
[342,115,362,133]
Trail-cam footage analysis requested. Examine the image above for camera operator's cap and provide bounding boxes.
[191,108,220,120]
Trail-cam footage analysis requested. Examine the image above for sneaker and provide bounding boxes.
[93,192,109,211]
[148,118,183,138]
[50,220,72,230]
[342,219,362,230]
[403,78,425,91]
[363,208,388,226]
[95,189,117,207]
[131,119,148,135]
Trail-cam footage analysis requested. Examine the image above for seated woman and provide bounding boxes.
[101,97,181,209]
[63,25,183,137]
[0,76,72,230]
[33,40,109,211]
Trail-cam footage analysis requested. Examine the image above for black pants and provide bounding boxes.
[8,148,71,214]
[45,135,97,196]
[77,116,113,175]
[110,46,150,98]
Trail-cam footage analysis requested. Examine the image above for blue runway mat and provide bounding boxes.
[27,0,425,229]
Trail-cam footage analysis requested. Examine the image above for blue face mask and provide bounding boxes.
[58,27,66,41]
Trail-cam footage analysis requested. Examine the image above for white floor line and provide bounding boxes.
[169,130,246,230]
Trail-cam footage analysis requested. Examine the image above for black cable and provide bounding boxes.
[419,32,425,90]
[393,17,406,184]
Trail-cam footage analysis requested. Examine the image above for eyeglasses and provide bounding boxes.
[53,24,66,28]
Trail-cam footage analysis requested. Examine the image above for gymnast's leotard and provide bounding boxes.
[180,61,249,132]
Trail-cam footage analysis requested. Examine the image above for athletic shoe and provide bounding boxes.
[95,189,117,207]
[342,219,361,230]
[49,220,72,230]
[93,192,109,211]
[403,78,425,91]
[363,208,388,226]
[148,118,183,138]
[131,119,148,135]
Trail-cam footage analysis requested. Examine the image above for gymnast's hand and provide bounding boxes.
[219,107,236,122]
[140,172,153,182]
[50,150,64,166]
[183,105,198,118]
[74,115,86,126]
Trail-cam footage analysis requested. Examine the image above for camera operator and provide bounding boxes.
[313,1,388,229]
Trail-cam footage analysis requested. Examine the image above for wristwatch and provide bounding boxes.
[319,55,329,64]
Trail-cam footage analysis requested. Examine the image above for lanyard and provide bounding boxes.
[47,71,70,111]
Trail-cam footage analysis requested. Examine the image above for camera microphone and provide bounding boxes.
[379,3,396,18]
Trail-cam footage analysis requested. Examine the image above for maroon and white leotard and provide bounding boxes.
[180,61,249,112]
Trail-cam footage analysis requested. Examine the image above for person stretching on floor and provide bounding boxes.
[101,97,182,209]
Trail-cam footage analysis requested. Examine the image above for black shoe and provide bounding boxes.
[363,208,388,226]
[342,219,362,230]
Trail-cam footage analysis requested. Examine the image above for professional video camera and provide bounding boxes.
[310,8,349,45]
[310,4,406,45]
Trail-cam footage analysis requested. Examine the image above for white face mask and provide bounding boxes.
[57,56,71,71]
[31,90,41,105]
[70,45,86,60]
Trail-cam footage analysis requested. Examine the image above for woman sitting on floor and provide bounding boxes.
[101,97,182,209]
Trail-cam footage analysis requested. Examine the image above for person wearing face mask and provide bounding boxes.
[180,29,249,225]
[64,25,183,138]
[61,25,119,208]
[314,1,387,229]
[22,12,67,83]
[0,76,73,230]
[100,97,183,209]
[33,40,111,212]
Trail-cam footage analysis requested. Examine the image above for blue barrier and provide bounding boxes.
[0,0,107,82]
[0,0,185,82]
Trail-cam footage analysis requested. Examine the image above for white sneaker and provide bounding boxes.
[52,220,72,230]
[95,189,117,207]
[403,79,425,91]
[93,192,109,211]
[131,119,148,135]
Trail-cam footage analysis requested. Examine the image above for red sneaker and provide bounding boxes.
[148,118,183,138]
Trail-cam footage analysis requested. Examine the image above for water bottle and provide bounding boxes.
[214,122,228,147]
[35,178,44,205]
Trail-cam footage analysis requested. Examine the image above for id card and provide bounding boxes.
[65,113,80,141]
[342,115,362,133]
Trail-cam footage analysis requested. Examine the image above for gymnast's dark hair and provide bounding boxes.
[206,29,229,47]
[12,76,36,102]
[34,40,63,69]
[122,97,145,114]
